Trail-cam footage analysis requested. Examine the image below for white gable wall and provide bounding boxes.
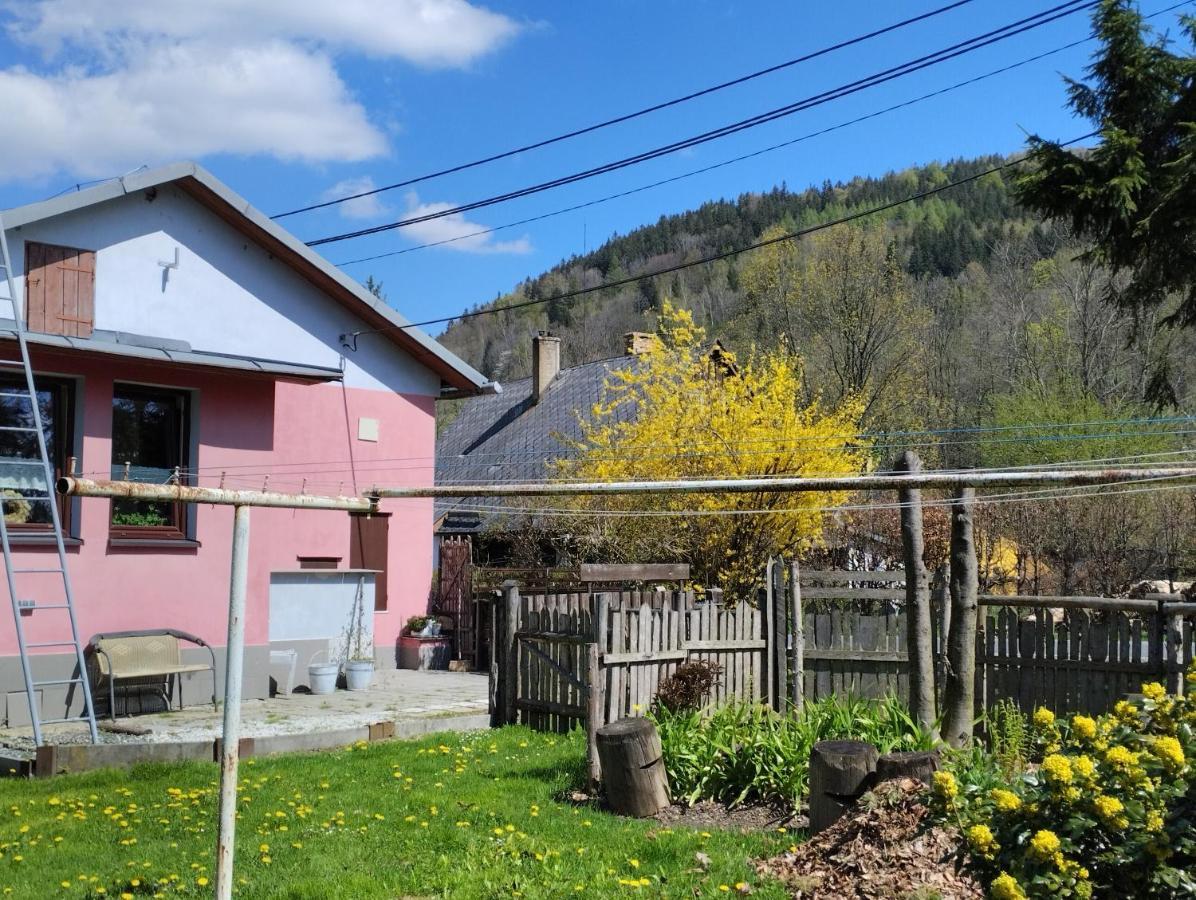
[4,184,440,396]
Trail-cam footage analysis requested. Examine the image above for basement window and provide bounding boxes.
[110,384,190,539]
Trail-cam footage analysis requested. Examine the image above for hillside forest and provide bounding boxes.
[435,156,1196,594]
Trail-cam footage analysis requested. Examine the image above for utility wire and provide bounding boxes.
[309,0,1096,248]
[273,0,977,220]
[340,129,1097,342]
[336,0,1192,267]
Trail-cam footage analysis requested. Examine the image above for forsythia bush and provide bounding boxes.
[932,668,1195,898]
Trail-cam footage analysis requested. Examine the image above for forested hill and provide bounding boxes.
[438,152,1195,449]
[439,154,1052,379]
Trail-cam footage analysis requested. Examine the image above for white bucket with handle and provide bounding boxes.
[307,650,339,695]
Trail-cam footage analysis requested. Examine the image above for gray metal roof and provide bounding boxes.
[435,354,642,524]
[0,325,344,381]
[1,162,496,395]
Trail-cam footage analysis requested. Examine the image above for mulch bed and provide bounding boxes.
[754,778,982,899]
[652,799,803,833]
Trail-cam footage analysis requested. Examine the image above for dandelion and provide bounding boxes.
[196,877,209,887]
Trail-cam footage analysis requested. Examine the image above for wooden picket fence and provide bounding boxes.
[486,568,1195,780]
[489,585,768,782]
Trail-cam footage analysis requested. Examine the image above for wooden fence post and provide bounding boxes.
[789,560,804,711]
[501,580,520,726]
[931,565,950,700]
[488,595,502,727]
[1165,601,1184,696]
[771,557,788,712]
[895,450,936,731]
[941,488,978,747]
[587,593,609,788]
[764,558,776,710]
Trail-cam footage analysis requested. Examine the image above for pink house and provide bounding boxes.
[0,163,495,727]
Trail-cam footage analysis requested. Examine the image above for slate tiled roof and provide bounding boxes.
[435,354,642,526]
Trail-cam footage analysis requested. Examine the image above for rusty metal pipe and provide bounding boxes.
[57,476,374,511]
[372,466,1196,498]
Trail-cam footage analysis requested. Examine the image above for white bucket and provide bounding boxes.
[345,660,374,692]
[307,651,339,695]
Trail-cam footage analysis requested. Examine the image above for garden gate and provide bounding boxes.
[489,571,771,782]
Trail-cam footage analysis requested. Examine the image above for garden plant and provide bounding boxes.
[933,667,1195,899]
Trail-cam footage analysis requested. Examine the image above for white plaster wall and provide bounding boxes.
[4,186,441,396]
[268,571,377,649]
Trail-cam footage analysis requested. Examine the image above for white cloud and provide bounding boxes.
[0,42,387,181]
[399,192,532,254]
[0,1,521,182]
[6,0,522,68]
[321,176,392,220]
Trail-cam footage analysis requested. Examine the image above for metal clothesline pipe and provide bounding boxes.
[56,477,376,511]
[369,466,1196,498]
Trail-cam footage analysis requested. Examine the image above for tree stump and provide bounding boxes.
[808,740,878,834]
[597,717,670,817]
[875,750,941,785]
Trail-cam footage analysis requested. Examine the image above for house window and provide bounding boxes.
[110,384,190,538]
[24,242,96,338]
[0,375,75,532]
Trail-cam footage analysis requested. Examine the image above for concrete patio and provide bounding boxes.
[1,669,490,772]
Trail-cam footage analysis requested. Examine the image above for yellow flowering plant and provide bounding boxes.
[935,665,1196,898]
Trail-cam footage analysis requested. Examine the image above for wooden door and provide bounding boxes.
[349,513,390,611]
[25,242,95,338]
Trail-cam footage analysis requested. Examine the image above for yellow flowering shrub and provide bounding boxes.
[935,665,1196,898]
[553,301,868,594]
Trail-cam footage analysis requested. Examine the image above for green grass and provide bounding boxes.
[0,727,792,898]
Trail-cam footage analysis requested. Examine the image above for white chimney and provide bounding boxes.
[532,332,561,403]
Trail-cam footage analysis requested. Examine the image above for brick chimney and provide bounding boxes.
[624,331,657,356]
[532,332,561,403]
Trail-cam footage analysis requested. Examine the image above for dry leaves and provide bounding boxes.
[755,779,981,899]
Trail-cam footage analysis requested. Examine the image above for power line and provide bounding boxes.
[339,130,1097,342]
[308,0,1097,248]
[272,0,978,220]
[336,0,1192,267]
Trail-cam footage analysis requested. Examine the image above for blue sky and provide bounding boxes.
[1,1,1186,333]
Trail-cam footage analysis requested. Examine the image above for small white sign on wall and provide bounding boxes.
[357,417,379,442]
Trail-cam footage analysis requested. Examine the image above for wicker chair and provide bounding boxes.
[88,629,217,719]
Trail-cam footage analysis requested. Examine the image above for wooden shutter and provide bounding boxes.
[24,242,95,338]
[349,513,390,611]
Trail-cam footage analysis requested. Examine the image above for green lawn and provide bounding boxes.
[0,727,792,898]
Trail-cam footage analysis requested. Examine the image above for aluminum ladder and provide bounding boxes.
[0,213,98,745]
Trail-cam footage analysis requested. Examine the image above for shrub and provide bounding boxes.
[652,695,937,808]
[652,660,723,713]
[933,668,1196,899]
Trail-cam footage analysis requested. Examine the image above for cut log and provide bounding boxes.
[875,750,941,785]
[597,717,670,817]
[808,740,878,834]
